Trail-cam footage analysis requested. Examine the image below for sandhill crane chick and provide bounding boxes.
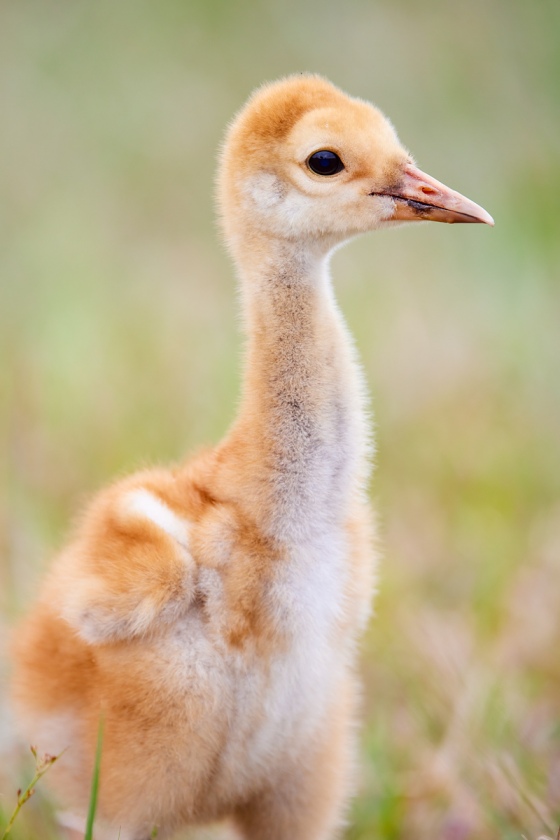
[12,75,493,840]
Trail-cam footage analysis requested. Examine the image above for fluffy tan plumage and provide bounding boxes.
[11,75,492,840]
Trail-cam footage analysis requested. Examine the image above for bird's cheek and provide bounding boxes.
[376,195,398,220]
[243,172,286,213]
[341,195,392,232]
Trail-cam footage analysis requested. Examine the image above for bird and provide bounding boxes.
[11,74,493,840]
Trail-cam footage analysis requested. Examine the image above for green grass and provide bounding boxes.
[1,0,560,838]
[84,719,104,840]
[0,723,101,840]
[0,748,61,840]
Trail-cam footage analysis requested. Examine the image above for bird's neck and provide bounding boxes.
[218,235,369,543]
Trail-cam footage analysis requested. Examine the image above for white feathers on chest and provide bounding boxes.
[133,492,353,794]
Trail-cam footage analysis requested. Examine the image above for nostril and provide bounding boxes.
[420,186,436,195]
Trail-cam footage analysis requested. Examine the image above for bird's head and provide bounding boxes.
[217,74,493,257]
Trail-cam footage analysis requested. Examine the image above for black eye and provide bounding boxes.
[307,150,344,176]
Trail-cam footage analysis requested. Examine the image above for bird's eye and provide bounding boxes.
[307,150,344,176]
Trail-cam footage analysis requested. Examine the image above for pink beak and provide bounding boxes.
[378,164,494,226]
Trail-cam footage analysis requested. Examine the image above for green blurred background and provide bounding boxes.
[1,0,559,837]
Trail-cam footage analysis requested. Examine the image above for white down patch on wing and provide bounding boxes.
[123,488,191,551]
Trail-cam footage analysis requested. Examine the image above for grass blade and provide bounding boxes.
[84,716,104,840]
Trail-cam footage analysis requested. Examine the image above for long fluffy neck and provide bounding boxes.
[217,235,370,543]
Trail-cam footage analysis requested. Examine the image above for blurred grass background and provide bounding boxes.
[1,0,559,837]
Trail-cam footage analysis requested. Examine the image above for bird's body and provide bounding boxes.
[12,75,492,840]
